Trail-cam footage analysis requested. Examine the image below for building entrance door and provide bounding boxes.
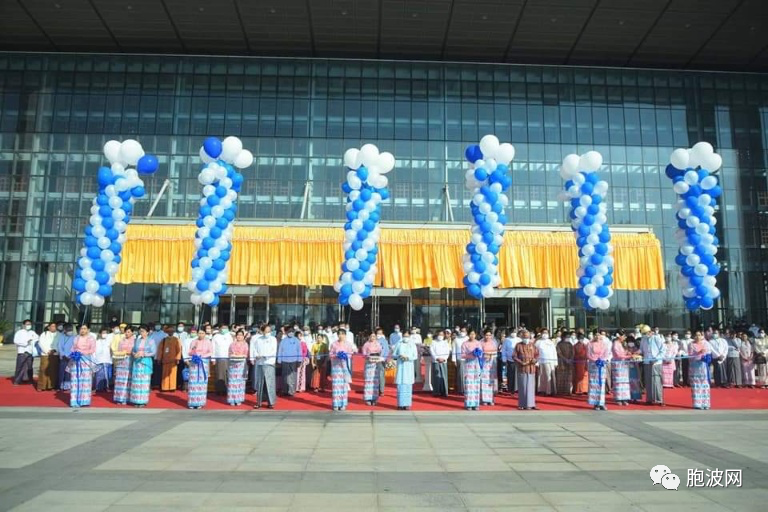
[518,298,549,330]
[484,299,512,329]
[378,297,409,332]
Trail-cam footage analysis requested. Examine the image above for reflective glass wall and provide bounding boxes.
[1,53,767,330]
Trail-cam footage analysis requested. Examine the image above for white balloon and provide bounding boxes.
[704,153,722,172]
[346,258,360,271]
[199,257,213,269]
[670,148,690,170]
[694,264,708,277]
[104,140,122,164]
[352,281,365,295]
[584,284,597,297]
[201,291,215,304]
[691,141,714,159]
[221,136,243,163]
[475,243,488,254]
[85,280,99,294]
[359,144,380,168]
[101,249,114,262]
[378,152,395,173]
[672,181,689,195]
[199,146,214,164]
[198,169,215,185]
[579,151,603,172]
[211,205,225,218]
[579,195,592,207]
[582,244,595,256]
[686,254,701,266]
[349,294,364,311]
[119,139,144,166]
[234,149,253,169]
[344,148,360,169]
[684,170,699,185]
[700,175,718,190]
[467,272,480,284]
[561,154,580,177]
[496,143,515,164]
[479,135,500,159]
[80,292,94,306]
[347,171,362,190]
[208,247,221,260]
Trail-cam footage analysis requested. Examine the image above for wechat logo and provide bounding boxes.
[650,465,680,490]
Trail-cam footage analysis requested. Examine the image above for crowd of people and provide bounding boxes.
[10,319,768,411]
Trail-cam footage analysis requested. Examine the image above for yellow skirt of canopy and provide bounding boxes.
[116,225,665,290]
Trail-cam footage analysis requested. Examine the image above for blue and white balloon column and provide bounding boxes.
[73,140,158,308]
[461,135,515,299]
[334,144,394,311]
[188,136,252,308]
[666,142,723,311]
[559,151,614,311]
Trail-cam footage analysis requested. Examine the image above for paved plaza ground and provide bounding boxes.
[1,348,767,511]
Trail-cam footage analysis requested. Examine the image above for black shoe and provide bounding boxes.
[268,404,274,409]
[254,404,261,409]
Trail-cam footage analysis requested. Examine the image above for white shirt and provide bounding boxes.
[250,334,277,365]
[13,329,38,355]
[93,336,112,365]
[676,336,690,355]
[536,338,557,366]
[452,335,468,363]
[37,331,58,354]
[212,332,233,359]
[430,339,451,361]
[709,337,728,361]
[179,332,193,359]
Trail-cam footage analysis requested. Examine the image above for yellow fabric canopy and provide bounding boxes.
[117,224,665,290]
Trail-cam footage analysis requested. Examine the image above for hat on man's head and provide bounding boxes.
[640,325,652,334]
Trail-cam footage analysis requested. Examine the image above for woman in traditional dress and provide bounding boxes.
[392,333,418,410]
[296,329,310,393]
[611,332,631,406]
[330,329,352,411]
[480,330,497,406]
[688,332,711,410]
[311,333,329,392]
[587,334,608,411]
[113,326,134,405]
[662,336,677,388]
[362,334,382,406]
[129,325,156,408]
[739,333,755,388]
[68,324,96,408]
[462,330,482,411]
[572,337,589,394]
[187,329,213,409]
[626,335,643,402]
[227,330,249,406]
[754,330,768,388]
[555,333,573,395]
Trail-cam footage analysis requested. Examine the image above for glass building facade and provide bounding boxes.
[1,52,768,332]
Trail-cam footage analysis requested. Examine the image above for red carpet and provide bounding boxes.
[3,356,767,411]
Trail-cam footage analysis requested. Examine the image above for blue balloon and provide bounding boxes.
[578,225,591,237]
[219,284,228,295]
[131,186,145,198]
[591,194,602,205]
[585,266,597,277]
[363,220,375,232]
[468,283,482,298]
[475,261,487,273]
[137,154,159,175]
[98,284,112,297]
[603,274,613,286]
[341,183,352,194]
[95,271,109,285]
[463,276,471,287]
[488,243,500,254]
[210,227,222,239]
[101,217,114,229]
[215,186,228,198]
[203,137,223,158]
[570,198,581,209]
[232,173,244,190]
[202,237,215,250]
[118,190,132,202]
[97,194,110,206]
[209,295,220,307]
[587,204,599,216]
[352,269,365,281]
[87,246,101,259]
[212,259,226,271]
[598,231,611,243]
[360,188,372,201]
[106,228,119,241]
[583,214,595,226]
[197,280,210,292]
[196,218,205,228]
[379,188,390,200]
[92,259,105,272]
[681,265,695,277]
[474,168,488,181]
[113,254,121,264]
[204,268,218,281]
[359,260,371,272]
[590,254,604,265]
[581,182,594,195]
[482,232,495,244]
[353,199,365,211]
[665,163,682,179]
[351,241,362,251]
[369,211,381,223]
[85,236,98,248]
[700,296,714,309]
[466,243,477,255]
[357,167,369,181]
[207,195,221,207]
[214,217,227,230]
[191,258,200,268]
[73,278,86,292]
[708,264,720,276]
[675,254,687,266]
[595,243,608,255]
[596,286,609,298]
[224,209,235,222]
[465,144,483,163]
[339,294,349,306]
[685,297,701,310]
[367,253,377,264]
[489,170,505,184]
[97,167,114,188]
[479,274,491,286]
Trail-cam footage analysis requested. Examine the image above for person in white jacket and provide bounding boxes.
[251,324,277,408]
[13,319,38,386]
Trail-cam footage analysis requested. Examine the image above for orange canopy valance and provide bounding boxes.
[117,224,665,290]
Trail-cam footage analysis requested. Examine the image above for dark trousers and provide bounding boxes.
[151,359,162,389]
[432,362,449,397]
[681,358,690,385]
[176,359,187,390]
[59,356,70,389]
[713,361,726,387]
[376,362,386,394]
[506,362,517,392]
[13,353,33,384]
